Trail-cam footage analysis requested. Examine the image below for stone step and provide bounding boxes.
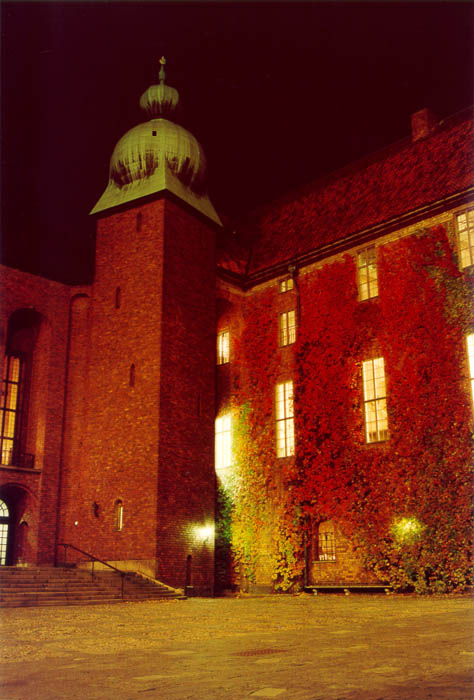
[0,566,185,607]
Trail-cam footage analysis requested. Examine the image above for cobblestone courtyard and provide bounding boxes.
[0,594,472,699]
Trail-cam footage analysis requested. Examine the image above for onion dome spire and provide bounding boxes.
[90,56,221,225]
[139,56,179,119]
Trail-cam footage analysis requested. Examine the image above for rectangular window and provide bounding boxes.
[0,355,22,466]
[357,247,378,300]
[362,357,389,443]
[217,331,230,365]
[279,278,294,293]
[318,531,336,561]
[467,334,474,406]
[279,310,296,346]
[457,210,474,269]
[215,414,232,468]
[275,381,295,457]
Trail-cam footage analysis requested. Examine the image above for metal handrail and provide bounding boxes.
[56,542,126,598]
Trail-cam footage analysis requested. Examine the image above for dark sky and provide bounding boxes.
[2,1,473,284]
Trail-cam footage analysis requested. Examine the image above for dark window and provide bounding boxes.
[115,287,121,309]
[129,364,135,387]
[137,212,142,232]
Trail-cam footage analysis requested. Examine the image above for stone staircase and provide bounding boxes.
[0,566,186,607]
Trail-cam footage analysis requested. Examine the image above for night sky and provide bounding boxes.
[2,1,473,284]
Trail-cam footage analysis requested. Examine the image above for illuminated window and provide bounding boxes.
[457,210,474,269]
[275,381,295,457]
[362,357,389,443]
[357,246,378,300]
[215,414,232,468]
[279,310,296,346]
[317,523,336,561]
[114,500,123,531]
[467,334,474,406]
[279,278,294,293]
[0,499,9,565]
[217,331,230,365]
[0,355,23,466]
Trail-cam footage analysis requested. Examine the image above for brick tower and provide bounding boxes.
[59,58,220,595]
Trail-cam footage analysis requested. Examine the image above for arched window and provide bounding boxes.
[114,500,123,531]
[1,309,42,468]
[0,499,10,565]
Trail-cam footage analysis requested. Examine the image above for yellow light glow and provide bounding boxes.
[196,524,214,543]
[393,517,423,543]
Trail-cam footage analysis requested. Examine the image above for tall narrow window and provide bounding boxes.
[279,310,296,346]
[0,499,10,565]
[457,210,474,269]
[215,414,231,468]
[275,381,295,457]
[279,278,294,293]
[136,212,142,232]
[129,364,135,387]
[115,286,121,309]
[466,334,474,406]
[217,331,230,365]
[114,500,123,531]
[0,355,23,466]
[357,247,378,300]
[362,357,389,443]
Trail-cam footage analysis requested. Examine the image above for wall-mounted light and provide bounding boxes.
[393,517,423,543]
[196,524,214,543]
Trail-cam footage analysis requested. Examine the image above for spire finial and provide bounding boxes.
[159,56,166,84]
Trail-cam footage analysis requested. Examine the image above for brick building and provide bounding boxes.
[1,62,473,594]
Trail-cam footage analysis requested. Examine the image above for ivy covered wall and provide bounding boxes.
[216,224,473,594]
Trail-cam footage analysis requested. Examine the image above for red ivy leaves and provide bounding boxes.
[228,225,473,592]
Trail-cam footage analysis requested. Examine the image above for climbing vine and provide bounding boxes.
[222,225,473,593]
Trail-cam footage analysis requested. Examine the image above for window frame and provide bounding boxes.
[279,278,294,293]
[278,309,296,347]
[217,330,230,365]
[456,209,474,269]
[466,333,474,408]
[215,414,232,469]
[275,380,295,458]
[0,354,24,466]
[357,246,379,301]
[362,357,389,443]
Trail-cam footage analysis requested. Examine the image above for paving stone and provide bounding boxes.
[250,689,287,698]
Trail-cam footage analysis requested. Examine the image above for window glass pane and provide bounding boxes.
[215,414,232,468]
[458,211,474,268]
[457,213,467,230]
[358,247,378,300]
[217,331,230,364]
[467,334,474,378]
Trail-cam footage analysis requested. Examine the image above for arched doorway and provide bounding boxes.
[0,498,11,565]
[0,486,33,566]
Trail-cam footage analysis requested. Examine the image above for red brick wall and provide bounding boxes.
[0,265,73,565]
[61,197,217,593]
[62,200,165,570]
[156,200,216,594]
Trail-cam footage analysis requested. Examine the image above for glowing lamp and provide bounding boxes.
[393,517,423,543]
[197,525,214,543]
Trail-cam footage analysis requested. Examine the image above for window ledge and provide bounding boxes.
[0,464,41,474]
